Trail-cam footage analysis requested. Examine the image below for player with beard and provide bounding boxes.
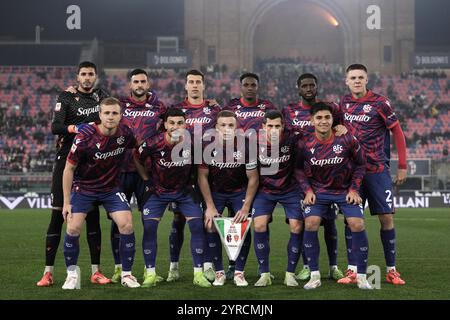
[109,69,167,284]
[37,61,111,287]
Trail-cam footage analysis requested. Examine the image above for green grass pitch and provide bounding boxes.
[1,208,449,300]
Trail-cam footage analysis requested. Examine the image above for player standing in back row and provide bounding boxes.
[109,68,167,284]
[338,64,407,285]
[169,69,221,283]
[222,72,277,279]
[37,61,110,287]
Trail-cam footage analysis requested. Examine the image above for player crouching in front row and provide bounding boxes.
[252,110,304,287]
[197,111,259,287]
[296,102,373,290]
[134,108,211,288]
[61,97,140,289]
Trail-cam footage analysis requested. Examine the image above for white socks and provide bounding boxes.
[44,266,54,273]
[347,265,357,273]
[204,262,213,271]
[91,264,99,275]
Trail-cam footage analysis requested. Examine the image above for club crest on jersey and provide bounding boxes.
[182,109,187,113]
[258,104,266,110]
[310,148,315,154]
[126,103,131,107]
[333,144,343,154]
[233,151,243,160]
[203,107,211,115]
[212,150,218,157]
[281,146,290,154]
[160,151,165,156]
[236,105,241,109]
[55,102,61,111]
[346,103,350,109]
[294,110,299,116]
[93,92,99,102]
[96,143,101,149]
[117,136,125,145]
[74,96,80,102]
[363,104,372,113]
[145,103,152,108]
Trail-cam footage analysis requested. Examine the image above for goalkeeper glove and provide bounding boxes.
[68,123,96,135]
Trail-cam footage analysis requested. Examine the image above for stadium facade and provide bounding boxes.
[185,0,415,73]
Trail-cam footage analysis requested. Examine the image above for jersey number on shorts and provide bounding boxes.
[116,192,130,205]
[385,190,393,206]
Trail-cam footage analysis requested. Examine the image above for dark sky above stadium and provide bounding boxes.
[0,0,449,48]
[0,0,184,42]
[415,0,450,47]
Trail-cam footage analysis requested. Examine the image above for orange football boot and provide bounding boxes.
[337,269,357,284]
[37,272,53,287]
[90,271,112,284]
[386,270,405,285]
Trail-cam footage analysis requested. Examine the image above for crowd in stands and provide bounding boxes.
[0,63,448,187]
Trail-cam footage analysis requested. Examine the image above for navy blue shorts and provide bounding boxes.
[300,200,337,221]
[252,189,303,220]
[71,189,131,214]
[303,193,364,219]
[169,186,202,215]
[211,190,247,215]
[142,192,203,220]
[168,201,183,214]
[360,169,395,215]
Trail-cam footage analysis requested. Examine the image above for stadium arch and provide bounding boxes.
[184,0,414,73]
[242,0,356,68]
